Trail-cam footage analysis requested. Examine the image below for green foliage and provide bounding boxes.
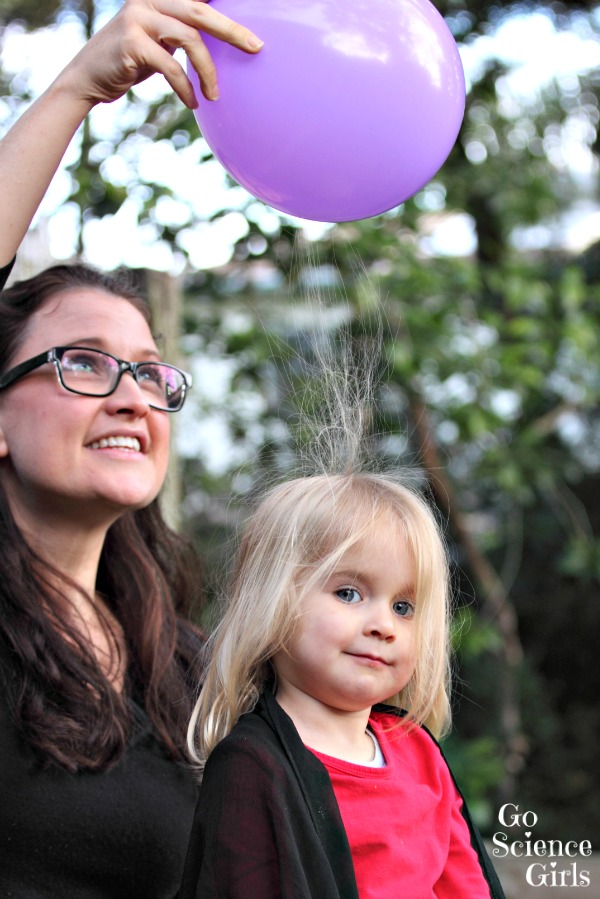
[452,607,504,657]
[441,734,505,831]
[0,0,62,27]
[559,535,600,580]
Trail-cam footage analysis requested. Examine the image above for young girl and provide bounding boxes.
[181,471,506,898]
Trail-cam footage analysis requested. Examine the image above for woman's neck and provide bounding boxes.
[11,501,112,598]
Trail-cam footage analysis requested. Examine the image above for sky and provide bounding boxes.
[1,7,600,273]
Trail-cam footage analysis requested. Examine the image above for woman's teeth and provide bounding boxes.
[89,436,141,452]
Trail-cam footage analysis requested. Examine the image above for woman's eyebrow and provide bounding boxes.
[61,337,162,359]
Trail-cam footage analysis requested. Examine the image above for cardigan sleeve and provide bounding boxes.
[181,736,286,898]
[179,716,355,899]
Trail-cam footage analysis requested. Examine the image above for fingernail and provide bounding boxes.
[247,36,264,50]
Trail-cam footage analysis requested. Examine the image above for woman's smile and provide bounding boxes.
[87,434,144,453]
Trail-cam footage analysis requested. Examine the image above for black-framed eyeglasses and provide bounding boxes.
[0,346,192,413]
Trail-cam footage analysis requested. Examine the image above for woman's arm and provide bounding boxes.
[0,0,263,267]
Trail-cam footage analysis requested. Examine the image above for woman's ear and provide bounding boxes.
[0,417,9,458]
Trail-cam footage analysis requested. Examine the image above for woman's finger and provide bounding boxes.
[160,29,218,102]
[129,1,263,101]
[162,0,263,53]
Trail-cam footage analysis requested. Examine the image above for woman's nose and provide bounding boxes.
[104,371,150,416]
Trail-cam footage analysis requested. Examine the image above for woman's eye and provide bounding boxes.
[63,353,101,374]
[66,355,94,371]
[392,600,415,619]
[138,367,164,387]
[335,587,362,604]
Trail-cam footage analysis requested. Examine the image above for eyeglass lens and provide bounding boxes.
[58,349,185,411]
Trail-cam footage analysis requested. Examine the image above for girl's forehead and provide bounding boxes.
[327,513,410,565]
[321,520,416,593]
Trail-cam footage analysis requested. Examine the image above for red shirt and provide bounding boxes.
[310,711,491,899]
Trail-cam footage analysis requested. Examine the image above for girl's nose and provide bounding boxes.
[365,602,396,642]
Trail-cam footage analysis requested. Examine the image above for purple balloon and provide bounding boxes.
[187,0,465,222]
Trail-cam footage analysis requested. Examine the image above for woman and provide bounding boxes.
[0,2,263,896]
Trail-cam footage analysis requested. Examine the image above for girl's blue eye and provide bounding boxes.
[392,600,415,619]
[335,587,362,604]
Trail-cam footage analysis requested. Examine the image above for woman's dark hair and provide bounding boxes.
[0,263,204,771]
[0,262,152,358]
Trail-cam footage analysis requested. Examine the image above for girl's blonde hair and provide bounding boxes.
[188,470,451,770]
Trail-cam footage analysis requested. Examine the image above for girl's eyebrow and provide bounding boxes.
[330,569,360,581]
[327,568,366,586]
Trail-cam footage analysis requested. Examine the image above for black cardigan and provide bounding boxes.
[180,689,506,899]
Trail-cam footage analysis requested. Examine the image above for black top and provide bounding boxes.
[0,257,15,287]
[0,641,199,899]
[180,689,506,899]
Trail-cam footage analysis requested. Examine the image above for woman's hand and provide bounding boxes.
[0,0,262,266]
[62,0,263,106]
